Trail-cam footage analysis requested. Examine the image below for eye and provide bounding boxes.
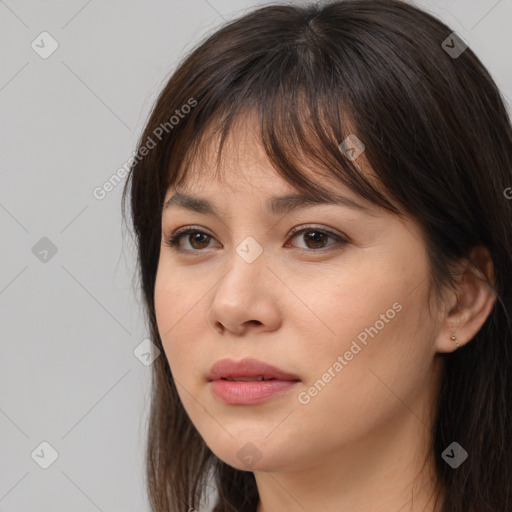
[286,225,347,251]
[162,225,347,254]
[163,227,217,252]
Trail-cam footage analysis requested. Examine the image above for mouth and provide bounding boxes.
[221,376,275,381]
[207,357,301,382]
[207,357,300,405]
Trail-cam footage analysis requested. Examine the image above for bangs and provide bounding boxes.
[165,52,401,216]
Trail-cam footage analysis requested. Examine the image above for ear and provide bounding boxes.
[435,246,497,353]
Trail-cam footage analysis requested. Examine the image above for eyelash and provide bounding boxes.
[162,225,348,254]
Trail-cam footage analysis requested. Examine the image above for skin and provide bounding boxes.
[154,113,496,512]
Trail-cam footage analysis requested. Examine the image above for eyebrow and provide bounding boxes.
[163,190,373,217]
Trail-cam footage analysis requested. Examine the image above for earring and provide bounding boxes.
[450,334,460,348]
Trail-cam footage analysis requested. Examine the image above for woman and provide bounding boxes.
[122,1,512,510]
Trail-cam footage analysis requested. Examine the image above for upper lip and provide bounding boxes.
[207,357,301,381]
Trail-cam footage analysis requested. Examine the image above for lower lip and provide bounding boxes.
[210,379,299,405]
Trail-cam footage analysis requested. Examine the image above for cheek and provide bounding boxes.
[154,266,202,375]
[287,257,405,355]
[293,253,433,390]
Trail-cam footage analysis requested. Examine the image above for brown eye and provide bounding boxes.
[295,230,330,249]
[186,232,211,250]
[163,228,215,252]
[288,226,347,251]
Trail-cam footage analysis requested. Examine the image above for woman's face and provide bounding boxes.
[154,116,445,476]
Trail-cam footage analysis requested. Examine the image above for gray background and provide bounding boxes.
[0,0,510,511]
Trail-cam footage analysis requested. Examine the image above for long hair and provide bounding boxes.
[121,1,512,510]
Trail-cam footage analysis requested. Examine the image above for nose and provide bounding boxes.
[206,253,282,336]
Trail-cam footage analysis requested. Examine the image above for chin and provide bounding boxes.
[206,438,296,473]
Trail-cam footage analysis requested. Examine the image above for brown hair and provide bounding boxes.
[121,1,512,510]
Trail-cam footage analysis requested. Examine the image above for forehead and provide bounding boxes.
[164,148,379,221]
[166,147,375,218]
[171,110,371,194]
[178,115,276,189]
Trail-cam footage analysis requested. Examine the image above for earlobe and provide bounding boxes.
[449,334,460,349]
[435,246,497,353]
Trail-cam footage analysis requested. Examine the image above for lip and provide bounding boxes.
[207,357,300,381]
[207,357,301,405]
